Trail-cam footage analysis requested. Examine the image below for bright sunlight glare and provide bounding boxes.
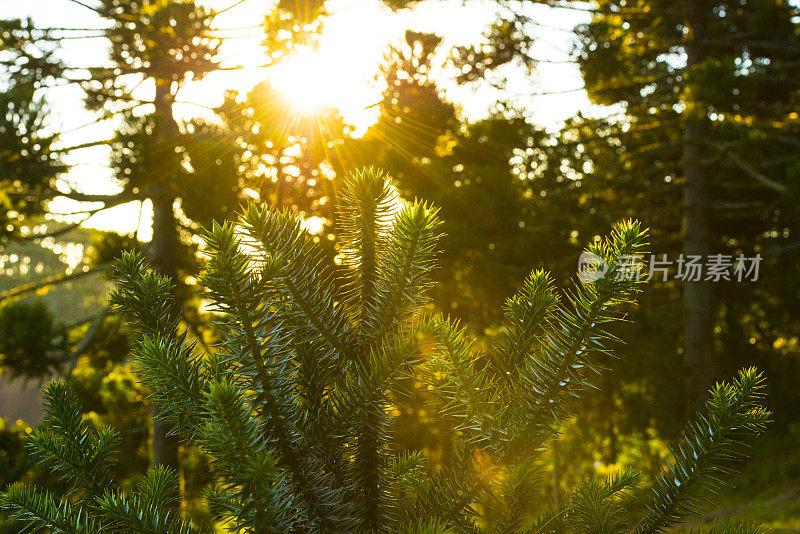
[10,0,589,237]
[263,48,382,134]
[270,53,336,112]
[179,0,396,135]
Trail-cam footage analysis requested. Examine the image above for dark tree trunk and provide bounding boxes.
[682,0,715,412]
[148,80,181,471]
[551,441,560,508]
[604,376,618,462]
[149,193,181,470]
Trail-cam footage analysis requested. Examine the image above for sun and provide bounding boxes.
[178,2,390,135]
[266,48,382,134]
[269,53,331,113]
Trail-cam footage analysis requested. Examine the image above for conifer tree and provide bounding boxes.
[557,0,800,411]
[1,168,770,533]
[0,19,66,240]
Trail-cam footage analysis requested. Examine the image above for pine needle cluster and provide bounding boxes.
[1,168,770,533]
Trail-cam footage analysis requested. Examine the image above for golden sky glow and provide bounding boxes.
[8,0,592,238]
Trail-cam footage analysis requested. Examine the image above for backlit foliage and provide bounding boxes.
[0,168,769,533]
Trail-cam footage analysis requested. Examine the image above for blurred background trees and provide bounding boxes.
[1,0,326,473]
[2,0,800,529]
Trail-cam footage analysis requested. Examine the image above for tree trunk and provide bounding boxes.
[604,376,618,463]
[148,80,181,470]
[682,0,715,412]
[551,441,560,508]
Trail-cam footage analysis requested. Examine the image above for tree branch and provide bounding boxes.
[65,306,111,375]
[706,141,788,194]
[0,265,110,301]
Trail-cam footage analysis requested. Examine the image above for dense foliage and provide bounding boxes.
[0,169,770,533]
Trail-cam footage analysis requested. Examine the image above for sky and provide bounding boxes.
[3,0,594,237]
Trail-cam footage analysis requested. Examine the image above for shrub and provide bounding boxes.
[0,168,770,533]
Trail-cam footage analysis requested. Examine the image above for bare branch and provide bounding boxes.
[65,306,111,375]
[212,0,250,16]
[0,265,111,302]
[8,191,133,203]
[707,141,788,194]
